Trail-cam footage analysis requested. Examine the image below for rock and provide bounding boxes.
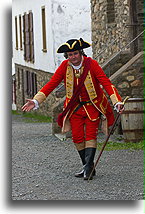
[130,80,141,87]
[126,76,135,81]
[118,81,129,88]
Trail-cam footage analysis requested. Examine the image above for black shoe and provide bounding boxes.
[83,148,96,180]
[75,168,84,178]
[84,167,96,180]
[75,167,96,178]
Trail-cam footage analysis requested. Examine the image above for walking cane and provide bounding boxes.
[88,96,130,181]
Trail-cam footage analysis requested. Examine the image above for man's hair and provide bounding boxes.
[63,49,87,59]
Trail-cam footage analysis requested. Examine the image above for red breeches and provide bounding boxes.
[69,107,100,144]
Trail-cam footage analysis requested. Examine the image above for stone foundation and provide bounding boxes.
[15,64,64,117]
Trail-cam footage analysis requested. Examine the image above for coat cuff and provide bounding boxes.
[110,85,122,105]
[110,94,120,105]
[33,91,46,104]
[32,99,39,110]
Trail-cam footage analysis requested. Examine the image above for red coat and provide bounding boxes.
[34,56,122,131]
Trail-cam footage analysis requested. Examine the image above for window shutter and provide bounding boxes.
[31,72,37,96]
[30,72,33,97]
[29,12,35,62]
[31,72,34,96]
[15,16,18,50]
[19,15,23,50]
[25,70,28,94]
[26,14,30,61]
[41,7,47,52]
[17,68,20,89]
[25,70,30,96]
[23,11,34,63]
[28,71,31,96]
[23,14,26,60]
[23,13,30,61]
[34,73,37,94]
[23,70,27,93]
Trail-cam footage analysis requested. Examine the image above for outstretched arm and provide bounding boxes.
[21,60,67,112]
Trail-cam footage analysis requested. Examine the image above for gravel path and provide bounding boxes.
[12,115,144,200]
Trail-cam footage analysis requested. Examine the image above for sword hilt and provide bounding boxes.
[118,96,130,112]
[122,96,130,105]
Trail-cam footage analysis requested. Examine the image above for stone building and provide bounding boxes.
[90,0,144,99]
[91,0,144,60]
[12,0,92,116]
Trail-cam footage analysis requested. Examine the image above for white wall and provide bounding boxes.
[52,0,92,68]
[12,0,92,73]
[12,0,55,72]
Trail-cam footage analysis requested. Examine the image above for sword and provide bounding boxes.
[88,96,130,181]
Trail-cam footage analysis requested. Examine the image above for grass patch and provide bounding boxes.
[97,140,144,151]
[12,110,52,123]
[12,110,21,115]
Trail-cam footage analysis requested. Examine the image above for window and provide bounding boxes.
[23,11,34,62]
[107,0,115,24]
[12,78,16,104]
[31,72,37,95]
[25,71,37,97]
[41,6,47,52]
[15,16,18,50]
[17,68,20,89]
[29,12,35,62]
[19,15,23,50]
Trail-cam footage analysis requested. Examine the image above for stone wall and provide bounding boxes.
[91,0,130,64]
[91,0,144,64]
[110,51,144,99]
[91,0,144,101]
[15,64,64,117]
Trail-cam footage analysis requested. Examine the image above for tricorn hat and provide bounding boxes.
[57,38,91,53]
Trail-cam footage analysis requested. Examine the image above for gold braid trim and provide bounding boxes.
[33,91,46,104]
[83,105,100,121]
[66,65,74,99]
[99,93,108,114]
[78,39,91,47]
[84,71,97,100]
[110,85,120,105]
[58,41,77,51]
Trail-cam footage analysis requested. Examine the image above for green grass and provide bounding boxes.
[12,110,21,115]
[12,110,52,123]
[97,140,144,151]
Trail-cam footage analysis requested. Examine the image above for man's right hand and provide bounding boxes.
[21,99,35,112]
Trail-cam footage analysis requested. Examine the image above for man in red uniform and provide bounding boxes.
[22,38,124,180]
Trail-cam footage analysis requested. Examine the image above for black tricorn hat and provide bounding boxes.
[57,38,91,53]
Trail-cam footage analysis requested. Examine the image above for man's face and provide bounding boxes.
[67,51,82,66]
